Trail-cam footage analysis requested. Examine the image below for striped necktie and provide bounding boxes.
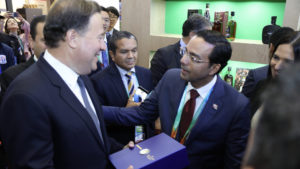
[125,71,135,96]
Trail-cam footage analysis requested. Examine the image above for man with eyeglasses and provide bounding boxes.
[103,30,251,169]
[106,6,120,42]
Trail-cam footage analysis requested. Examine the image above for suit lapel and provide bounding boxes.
[185,76,225,144]
[167,76,187,135]
[37,57,107,152]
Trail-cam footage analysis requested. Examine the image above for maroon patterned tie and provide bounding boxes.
[179,89,199,140]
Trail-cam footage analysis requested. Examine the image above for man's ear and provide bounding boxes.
[65,29,79,49]
[109,50,115,62]
[209,63,221,75]
[189,31,196,39]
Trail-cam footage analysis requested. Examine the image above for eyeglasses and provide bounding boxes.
[109,14,118,19]
[182,48,210,64]
[110,16,118,19]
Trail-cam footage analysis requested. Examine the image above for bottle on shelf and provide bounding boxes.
[262,16,280,44]
[224,66,233,86]
[226,11,237,41]
[204,3,210,22]
[212,12,222,33]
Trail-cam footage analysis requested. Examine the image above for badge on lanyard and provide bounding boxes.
[0,55,7,64]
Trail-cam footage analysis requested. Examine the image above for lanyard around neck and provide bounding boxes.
[171,86,213,144]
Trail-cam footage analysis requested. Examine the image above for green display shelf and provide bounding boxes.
[165,0,286,40]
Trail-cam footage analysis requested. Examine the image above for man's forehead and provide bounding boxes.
[117,38,137,47]
[188,36,213,48]
[101,11,109,16]
[108,11,116,16]
[187,36,215,56]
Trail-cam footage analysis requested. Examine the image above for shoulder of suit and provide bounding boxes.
[135,65,151,72]
[253,65,269,74]
[0,42,12,50]
[2,63,28,77]
[157,41,180,52]
[164,68,181,80]
[91,65,116,80]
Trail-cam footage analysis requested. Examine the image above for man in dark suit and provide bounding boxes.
[91,31,153,145]
[106,6,120,42]
[242,27,294,99]
[242,65,268,98]
[0,15,46,100]
[0,1,127,168]
[150,14,212,86]
[103,30,251,169]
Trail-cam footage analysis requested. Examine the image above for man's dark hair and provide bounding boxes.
[107,6,119,18]
[30,15,46,40]
[44,0,101,48]
[182,14,211,37]
[100,6,109,13]
[269,27,294,47]
[245,63,300,169]
[109,31,137,54]
[196,30,231,74]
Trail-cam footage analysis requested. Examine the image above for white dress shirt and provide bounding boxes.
[43,50,96,114]
[184,75,217,116]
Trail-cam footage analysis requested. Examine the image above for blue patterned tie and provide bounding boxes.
[106,32,111,44]
[77,76,104,142]
[101,47,109,69]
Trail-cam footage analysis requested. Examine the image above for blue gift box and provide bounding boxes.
[109,133,189,169]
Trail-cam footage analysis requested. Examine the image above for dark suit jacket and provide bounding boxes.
[150,40,182,86]
[103,69,251,169]
[106,28,118,44]
[91,63,153,145]
[0,56,35,95]
[0,42,15,73]
[0,56,121,169]
[242,65,269,98]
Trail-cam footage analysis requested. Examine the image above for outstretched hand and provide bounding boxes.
[126,91,141,107]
